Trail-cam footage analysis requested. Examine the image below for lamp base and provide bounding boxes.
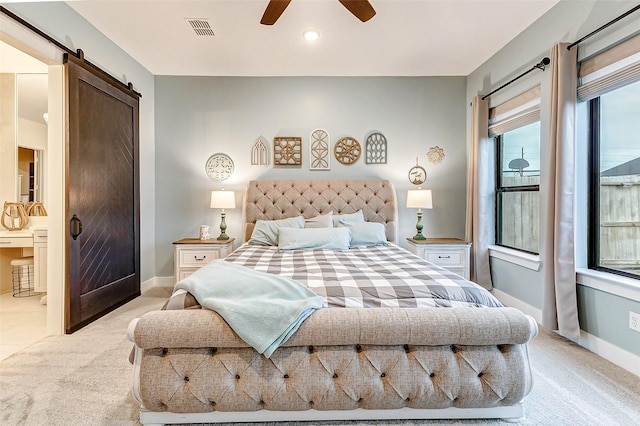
[217,212,229,241]
[412,233,427,241]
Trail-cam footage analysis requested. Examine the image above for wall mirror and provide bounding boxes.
[0,41,48,206]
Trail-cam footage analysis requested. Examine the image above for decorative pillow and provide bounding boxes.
[278,227,351,251]
[248,216,305,246]
[332,210,365,227]
[305,212,333,229]
[340,220,388,247]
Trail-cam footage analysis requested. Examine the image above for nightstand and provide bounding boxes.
[406,237,471,280]
[173,238,235,283]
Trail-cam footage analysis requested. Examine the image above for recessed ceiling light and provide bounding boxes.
[303,29,320,41]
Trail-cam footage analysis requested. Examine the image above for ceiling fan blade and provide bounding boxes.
[260,0,292,25]
[338,0,376,22]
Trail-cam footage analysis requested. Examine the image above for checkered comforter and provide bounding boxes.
[165,243,502,310]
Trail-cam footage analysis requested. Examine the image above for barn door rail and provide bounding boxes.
[0,5,140,98]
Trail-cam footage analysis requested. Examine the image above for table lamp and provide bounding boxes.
[406,189,433,240]
[210,190,236,240]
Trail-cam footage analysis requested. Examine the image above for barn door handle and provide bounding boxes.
[70,214,83,240]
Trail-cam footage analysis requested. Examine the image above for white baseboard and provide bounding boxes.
[492,288,640,378]
[140,276,173,294]
[492,289,542,324]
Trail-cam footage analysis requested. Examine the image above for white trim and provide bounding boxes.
[493,289,640,378]
[576,268,640,303]
[492,288,542,324]
[489,245,541,271]
[140,276,173,294]
[139,405,525,425]
[569,329,640,379]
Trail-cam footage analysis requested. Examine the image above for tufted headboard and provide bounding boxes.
[243,179,398,243]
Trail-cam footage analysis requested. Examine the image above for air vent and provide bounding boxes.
[186,18,215,37]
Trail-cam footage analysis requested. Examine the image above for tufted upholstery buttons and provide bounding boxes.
[356,344,362,353]
[184,376,189,382]
[478,372,484,378]
[332,373,338,378]
[403,344,410,352]
[450,345,457,353]
[210,347,217,355]
[209,400,216,407]
[430,372,436,378]
[308,345,314,353]
[283,374,289,379]
[162,348,168,356]
[235,374,240,380]
[380,372,386,378]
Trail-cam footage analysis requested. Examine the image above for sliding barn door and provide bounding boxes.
[65,54,140,333]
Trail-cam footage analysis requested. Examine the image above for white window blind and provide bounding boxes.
[488,85,541,137]
[578,33,640,101]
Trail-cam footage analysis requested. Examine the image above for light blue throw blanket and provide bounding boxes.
[174,259,325,358]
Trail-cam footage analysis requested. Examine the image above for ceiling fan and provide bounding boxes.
[260,0,376,25]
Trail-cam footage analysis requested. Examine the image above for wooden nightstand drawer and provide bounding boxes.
[179,249,220,267]
[425,250,464,266]
[173,238,235,284]
[406,238,471,280]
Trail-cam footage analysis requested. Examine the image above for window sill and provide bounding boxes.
[488,245,541,271]
[576,268,640,303]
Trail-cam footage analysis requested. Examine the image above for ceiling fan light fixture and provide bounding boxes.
[303,29,320,41]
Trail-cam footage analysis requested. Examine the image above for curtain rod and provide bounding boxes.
[480,57,550,101]
[0,6,141,98]
[567,4,640,50]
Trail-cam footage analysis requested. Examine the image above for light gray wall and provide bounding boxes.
[467,0,640,356]
[155,76,467,277]
[3,2,157,281]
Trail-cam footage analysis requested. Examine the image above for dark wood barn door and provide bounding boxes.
[65,54,140,333]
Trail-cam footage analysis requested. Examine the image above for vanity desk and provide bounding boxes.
[0,223,47,294]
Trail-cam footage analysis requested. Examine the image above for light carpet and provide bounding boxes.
[1,287,639,426]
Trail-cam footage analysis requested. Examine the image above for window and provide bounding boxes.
[588,80,640,278]
[495,122,540,253]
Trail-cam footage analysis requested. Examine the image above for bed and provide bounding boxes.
[128,179,537,425]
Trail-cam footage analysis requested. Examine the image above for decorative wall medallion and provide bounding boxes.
[334,136,361,165]
[365,132,387,164]
[427,146,445,164]
[273,136,302,166]
[251,136,269,165]
[205,153,234,181]
[408,158,426,185]
[310,129,330,170]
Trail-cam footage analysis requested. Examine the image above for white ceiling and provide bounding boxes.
[66,0,560,77]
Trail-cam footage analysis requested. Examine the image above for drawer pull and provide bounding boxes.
[194,255,207,261]
[438,255,451,259]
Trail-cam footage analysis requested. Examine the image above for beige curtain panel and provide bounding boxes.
[465,95,493,290]
[542,42,580,339]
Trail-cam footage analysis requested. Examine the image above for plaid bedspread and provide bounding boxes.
[165,244,502,310]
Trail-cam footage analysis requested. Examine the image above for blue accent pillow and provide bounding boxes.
[340,220,388,247]
[249,216,305,246]
[305,212,333,228]
[278,227,351,251]
[332,210,364,227]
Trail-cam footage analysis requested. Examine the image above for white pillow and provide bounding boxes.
[248,216,305,246]
[340,220,388,247]
[278,227,351,251]
[332,210,365,227]
[305,212,333,228]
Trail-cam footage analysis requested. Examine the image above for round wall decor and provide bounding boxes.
[408,162,426,185]
[205,153,234,181]
[334,136,361,165]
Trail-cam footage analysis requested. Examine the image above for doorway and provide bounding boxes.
[0,37,65,359]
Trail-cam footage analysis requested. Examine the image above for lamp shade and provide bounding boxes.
[406,189,433,209]
[210,190,235,209]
